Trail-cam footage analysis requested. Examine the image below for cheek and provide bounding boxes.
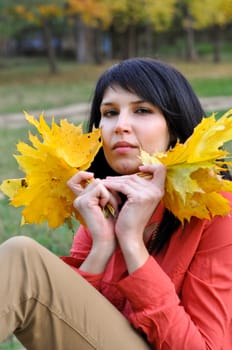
[100,124,111,149]
[140,123,170,152]
[99,120,110,134]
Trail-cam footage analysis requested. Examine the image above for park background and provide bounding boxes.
[0,0,232,348]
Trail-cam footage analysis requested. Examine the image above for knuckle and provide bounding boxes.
[73,195,85,210]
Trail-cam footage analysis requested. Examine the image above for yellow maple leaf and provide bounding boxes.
[0,178,28,199]
[140,110,232,223]
[0,112,102,228]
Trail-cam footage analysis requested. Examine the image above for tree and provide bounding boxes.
[110,0,176,58]
[109,0,145,58]
[66,0,116,63]
[2,0,65,73]
[174,0,198,61]
[189,0,232,62]
[0,0,27,56]
[66,0,177,61]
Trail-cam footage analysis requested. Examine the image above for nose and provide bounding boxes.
[114,111,131,134]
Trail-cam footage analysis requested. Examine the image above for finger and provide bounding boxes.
[67,171,94,195]
[99,189,121,214]
[138,164,166,186]
[103,168,166,199]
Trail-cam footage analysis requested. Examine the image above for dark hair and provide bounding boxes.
[87,57,231,253]
[88,58,204,138]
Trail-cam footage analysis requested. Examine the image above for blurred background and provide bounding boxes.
[0,0,232,348]
[0,0,232,116]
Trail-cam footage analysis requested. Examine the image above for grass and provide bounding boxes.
[169,60,232,97]
[0,57,232,114]
[0,196,76,255]
[0,57,111,114]
[0,83,93,114]
[190,77,232,97]
[0,337,24,350]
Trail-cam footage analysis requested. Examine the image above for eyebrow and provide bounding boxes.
[100,99,146,106]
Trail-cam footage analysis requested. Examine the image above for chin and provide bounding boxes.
[113,165,139,175]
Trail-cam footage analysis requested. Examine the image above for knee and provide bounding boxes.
[2,235,39,255]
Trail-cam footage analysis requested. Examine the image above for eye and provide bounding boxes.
[101,109,118,118]
[135,107,153,114]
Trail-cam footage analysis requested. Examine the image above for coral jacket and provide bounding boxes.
[61,192,232,350]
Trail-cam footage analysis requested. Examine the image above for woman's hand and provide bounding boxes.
[67,171,120,273]
[102,164,166,272]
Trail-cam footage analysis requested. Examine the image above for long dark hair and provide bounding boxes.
[87,57,231,253]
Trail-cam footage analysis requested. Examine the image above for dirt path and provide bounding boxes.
[0,102,90,128]
[0,97,232,128]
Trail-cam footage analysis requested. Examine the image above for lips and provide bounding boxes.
[112,141,136,150]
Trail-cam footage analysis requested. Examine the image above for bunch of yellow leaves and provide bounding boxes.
[0,112,102,228]
[140,109,232,223]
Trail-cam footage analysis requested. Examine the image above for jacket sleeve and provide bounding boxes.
[60,225,103,289]
[117,212,232,350]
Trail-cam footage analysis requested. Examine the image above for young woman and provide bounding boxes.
[1,58,232,350]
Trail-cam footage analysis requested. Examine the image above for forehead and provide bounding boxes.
[101,85,141,104]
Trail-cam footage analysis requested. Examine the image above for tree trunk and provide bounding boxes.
[185,10,198,61]
[42,20,58,74]
[143,24,153,56]
[92,24,103,64]
[74,15,89,63]
[212,25,223,63]
[123,25,137,58]
[110,26,124,59]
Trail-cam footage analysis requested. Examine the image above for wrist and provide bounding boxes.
[119,238,149,274]
[80,243,115,274]
[92,240,116,257]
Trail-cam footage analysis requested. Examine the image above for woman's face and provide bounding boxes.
[99,85,170,174]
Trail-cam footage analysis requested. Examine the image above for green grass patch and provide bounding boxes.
[0,57,112,114]
[170,60,232,97]
[0,336,24,350]
[0,342,24,350]
[0,127,28,181]
[0,81,93,114]
[190,77,232,97]
[0,196,76,256]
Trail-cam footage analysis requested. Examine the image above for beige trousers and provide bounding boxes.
[0,236,151,350]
